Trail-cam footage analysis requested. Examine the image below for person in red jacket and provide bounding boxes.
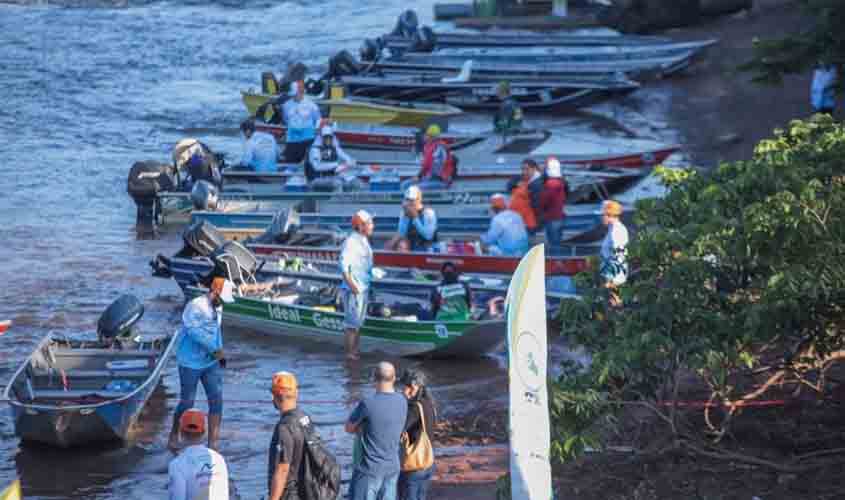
[540,157,567,255]
[403,124,456,191]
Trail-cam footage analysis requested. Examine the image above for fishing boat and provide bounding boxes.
[242,93,463,127]
[335,73,639,112]
[189,204,605,243]
[253,122,680,168]
[3,296,177,448]
[378,30,672,52]
[393,39,717,66]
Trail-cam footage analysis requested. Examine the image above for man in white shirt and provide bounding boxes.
[340,210,375,360]
[239,119,279,173]
[599,199,629,307]
[169,409,230,500]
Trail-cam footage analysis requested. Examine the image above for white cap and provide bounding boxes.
[546,157,562,178]
[288,81,298,97]
[321,125,334,137]
[220,280,235,304]
[352,209,373,227]
[404,185,422,202]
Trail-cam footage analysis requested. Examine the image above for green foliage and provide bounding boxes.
[552,116,845,457]
[741,0,845,86]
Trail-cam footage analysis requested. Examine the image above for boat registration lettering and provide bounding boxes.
[267,304,302,323]
[312,313,344,331]
[435,324,449,339]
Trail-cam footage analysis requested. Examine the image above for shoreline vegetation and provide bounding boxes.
[436,1,844,498]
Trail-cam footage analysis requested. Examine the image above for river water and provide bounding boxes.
[0,1,684,498]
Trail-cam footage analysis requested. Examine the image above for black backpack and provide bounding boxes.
[283,413,341,500]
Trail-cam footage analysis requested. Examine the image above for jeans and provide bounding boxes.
[544,219,565,256]
[175,363,224,423]
[351,470,399,500]
[399,464,435,500]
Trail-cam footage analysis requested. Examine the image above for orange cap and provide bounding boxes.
[602,200,623,217]
[179,408,206,434]
[211,277,226,293]
[271,371,298,396]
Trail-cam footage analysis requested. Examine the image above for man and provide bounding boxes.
[268,371,315,500]
[430,262,472,321]
[386,185,438,252]
[346,362,408,500]
[599,200,629,307]
[493,80,523,135]
[168,277,234,451]
[282,80,323,164]
[506,159,542,234]
[403,124,455,190]
[540,157,567,256]
[480,193,529,257]
[306,125,355,182]
[168,409,230,500]
[239,118,280,173]
[340,210,375,360]
[811,64,839,115]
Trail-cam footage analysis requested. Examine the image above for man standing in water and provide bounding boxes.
[282,79,323,164]
[340,210,375,360]
[168,408,230,500]
[346,362,408,500]
[168,277,234,451]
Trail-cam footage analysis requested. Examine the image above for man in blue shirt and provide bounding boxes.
[168,277,235,452]
[346,361,408,500]
[340,210,375,360]
[239,118,279,172]
[386,185,439,252]
[282,80,323,164]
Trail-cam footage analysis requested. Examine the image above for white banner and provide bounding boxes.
[506,244,552,500]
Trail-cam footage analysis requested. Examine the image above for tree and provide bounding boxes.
[552,116,845,470]
[742,0,845,86]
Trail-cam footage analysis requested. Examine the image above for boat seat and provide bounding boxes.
[32,389,130,400]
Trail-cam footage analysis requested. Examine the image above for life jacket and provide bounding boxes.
[421,139,455,183]
[509,182,538,230]
[407,208,439,251]
[435,282,471,322]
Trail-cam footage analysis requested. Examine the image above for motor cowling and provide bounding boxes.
[181,220,226,258]
[211,241,259,285]
[330,50,361,78]
[98,294,144,340]
[359,38,382,62]
[411,26,436,52]
[127,161,176,204]
[191,180,219,211]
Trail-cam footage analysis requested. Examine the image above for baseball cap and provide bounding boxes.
[602,200,623,217]
[546,157,562,178]
[490,193,507,210]
[179,408,206,434]
[425,124,441,137]
[351,209,374,228]
[404,185,422,202]
[211,277,235,304]
[271,371,298,396]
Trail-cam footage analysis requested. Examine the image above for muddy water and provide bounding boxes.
[0,1,684,498]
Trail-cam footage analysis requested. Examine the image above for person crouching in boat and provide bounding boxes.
[599,200,629,307]
[479,193,529,257]
[403,124,456,191]
[168,277,235,452]
[282,79,323,164]
[168,408,230,500]
[429,262,472,322]
[340,210,375,360]
[306,125,356,183]
[386,185,439,253]
[239,118,280,173]
[494,80,523,136]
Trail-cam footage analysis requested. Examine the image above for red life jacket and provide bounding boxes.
[420,139,455,183]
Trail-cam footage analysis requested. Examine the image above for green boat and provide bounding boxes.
[185,285,506,358]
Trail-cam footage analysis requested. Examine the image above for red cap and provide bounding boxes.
[179,409,206,434]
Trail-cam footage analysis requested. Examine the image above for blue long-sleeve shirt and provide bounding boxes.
[397,208,438,241]
[176,295,223,370]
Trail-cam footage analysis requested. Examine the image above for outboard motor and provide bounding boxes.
[172,139,222,190]
[191,180,220,211]
[150,220,225,278]
[330,50,361,78]
[392,9,419,38]
[211,241,259,285]
[249,209,301,245]
[97,294,144,344]
[411,26,436,52]
[127,160,177,232]
[359,39,381,63]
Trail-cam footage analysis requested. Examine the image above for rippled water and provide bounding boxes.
[0,1,684,498]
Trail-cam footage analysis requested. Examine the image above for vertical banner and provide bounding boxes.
[505,245,552,499]
[0,480,21,500]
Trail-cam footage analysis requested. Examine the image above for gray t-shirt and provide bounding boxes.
[348,391,408,476]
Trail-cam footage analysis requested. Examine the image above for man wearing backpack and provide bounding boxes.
[346,362,408,500]
[268,371,340,500]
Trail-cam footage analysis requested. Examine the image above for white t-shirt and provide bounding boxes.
[169,445,230,500]
[600,220,629,285]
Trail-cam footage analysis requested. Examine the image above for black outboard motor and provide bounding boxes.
[127,160,177,232]
[150,220,226,278]
[97,294,144,343]
[411,26,437,52]
[391,9,419,38]
[330,50,362,78]
[359,39,381,63]
[211,241,259,285]
[191,180,219,211]
[248,209,301,245]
